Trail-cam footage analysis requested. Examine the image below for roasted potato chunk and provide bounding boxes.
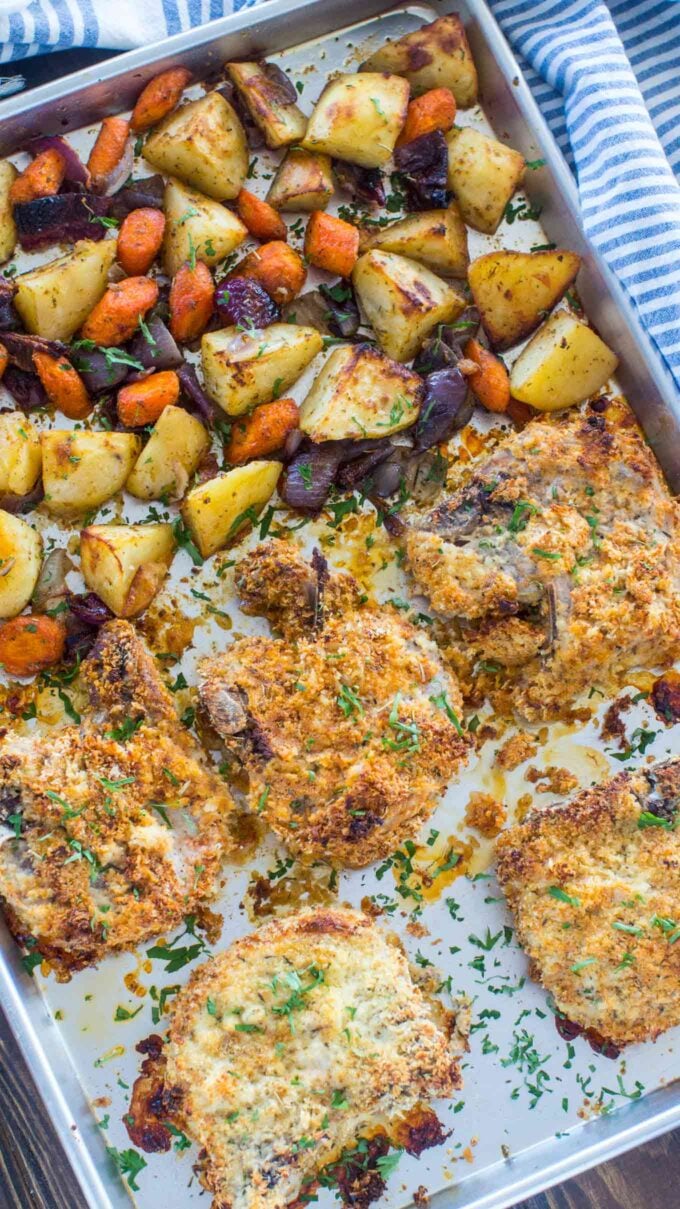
[14,239,117,340]
[126,406,210,501]
[362,15,478,106]
[447,127,525,234]
[469,249,582,350]
[0,160,18,264]
[0,511,42,621]
[362,205,468,277]
[162,177,247,276]
[80,523,175,618]
[353,249,466,361]
[299,343,423,440]
[41,431,140,517]
[0,415,41,497]
[144,91,248,200]
[266,149,334,212]
[226,61,308,148]
[201,323,323,416]
[302,72,409,169]
[509,311,619,411]
[181,461,282,558]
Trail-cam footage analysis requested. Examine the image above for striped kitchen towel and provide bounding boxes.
[0,0,679,391]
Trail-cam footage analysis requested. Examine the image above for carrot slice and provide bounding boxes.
[87,116,131,192]
[226,398,300,465]
[32,351,91,420]
[464,338,511,414]
[169,261,215,343]
[80,277,159,346]
[9,149,66,206]
[234,241,306,305]
[236,189,287,243]
[395,87,456,148]
[130,67,193,132]
[117,370,180,427]
[117,207,166,276]
[303,211,360,278]
[0,615,66,677]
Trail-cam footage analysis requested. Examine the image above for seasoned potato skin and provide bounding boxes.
[352,248,466,361]
[469,249,581,350]
[0,511,42,620]
[361,14,478,106]
[302,72,409,169]
[299,342,424,440]
[201,323,322,416]
[14,239,117,340]
[226,61,308,148]
[41,430,141,517]
[144,91,248,200]
[80,522,175,618]
[266,148,334,211]
[509,311,618,410]
[447,127,525,234]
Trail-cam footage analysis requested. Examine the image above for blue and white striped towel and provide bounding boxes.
[0,0,679,393]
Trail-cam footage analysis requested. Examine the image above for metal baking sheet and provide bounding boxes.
[0,3,678,1209]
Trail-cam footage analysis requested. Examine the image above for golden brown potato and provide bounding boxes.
[302,72,409,169]
[362,205,468,277]
[181,461,282,558]
[126,406,210,501]
[201,323,323,416]
[226,61,308,148]
[266,148,334,212]
[509,311,619,411]
[0,414,41,497]
[80,523,175,618]
[299,343,423,440]
[41,431,140,517]
[352,249,466,361]
[469,249,582,350]
[162,177,247,276]
[447,127,525,234]
[14,240,117,340]
[0,511,42,620]
[361,14,478,107]
[0,160,18,265]
[144,91,248,200]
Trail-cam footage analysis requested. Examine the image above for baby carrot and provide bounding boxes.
[234,241,306,305]
[395,88,456,148]
[32,351,91,420]
[80,277,159,346]
[303,211,359,278]
[9,148,66,205]
[169,260,215,343]
[0,615,66,677]
[464,338,510,413]
[117,370,180,427]
[130,67,193,132]
[87,116,130,191]
[236,189,287,243]
[117,207,166,276]
[226,398,299,464]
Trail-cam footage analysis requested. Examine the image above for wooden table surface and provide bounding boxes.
[0,39,678,1209]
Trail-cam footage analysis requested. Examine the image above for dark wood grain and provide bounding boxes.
[1,1002,678,1209]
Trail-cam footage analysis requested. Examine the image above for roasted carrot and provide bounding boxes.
[395,87,456,148]
[169,260,215,343]
[32,351,91,420]
[303,211,360,278]
[236,189,287,243]
[464,338,510,414]
[234,241,306,305]
[0,615,66,678]
[9,148,66,205]
[226,398,300,465]
[0,344,7,381]
[87,116,130,192]
[81,277,159,346]
[130,67,193,132]
[117,207,166,276]
[117,370,180,427]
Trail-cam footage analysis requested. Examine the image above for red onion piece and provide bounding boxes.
[281,440,347,513]
[2,366,48,411]
[128,317,183,372]
[0,280,18,333]
[414,367,472,451]
[14,193,112,250]
[0,479,44,514]
[177,363,218,426]
[215,277,280,328]
[27,135,91,188]
[1,332,69,373]
[33,549,74,613]
[108,175,165,220]
[332,160,386,207]
[393,130,449,211]
[68,592,114,627]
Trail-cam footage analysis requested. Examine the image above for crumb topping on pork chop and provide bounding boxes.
[406,401,680,719]
[163,908,466,1209]
[199,541,470,866]
[496,757,680,1048]
[0,622,234,976]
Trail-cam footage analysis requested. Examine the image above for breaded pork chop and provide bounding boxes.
[200,541,470,866]
[151,909,466,1209]
[0,622,234,977]
[496,758,680,1048]
[406,401,680,719]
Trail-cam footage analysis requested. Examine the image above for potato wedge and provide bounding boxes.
[447,127,525,234]
[202,323,323,416]
[144,91,248,200]
[41,431,141,517]
[163,177,247,276]
[0,511,42,621]
[302,73,409,169]
[181,461,282,558]
[14,239,117,340]
[126,405,210,501]
[80,523,175,618]
[266,149,334,212]
[299,343,423,441]
[226,61,308,148]
[0,160,18,265]
[361,15,478,106]
[509,311,619,411]
[0,414,41,497]
[352,249,466,362]
[362,205,468,277]
[469,249,582,351]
